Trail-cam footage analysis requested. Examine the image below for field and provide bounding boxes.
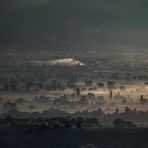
[0,128,148,148]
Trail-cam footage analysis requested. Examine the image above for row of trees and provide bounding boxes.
[1,115,137,129]
[1,116,100,129]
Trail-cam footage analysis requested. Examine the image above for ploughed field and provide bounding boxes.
[0,128,148,148]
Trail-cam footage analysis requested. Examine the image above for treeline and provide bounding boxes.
[0,115,137,129]
[0,115,101,129]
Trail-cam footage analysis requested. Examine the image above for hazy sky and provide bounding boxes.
[0,0,148,52]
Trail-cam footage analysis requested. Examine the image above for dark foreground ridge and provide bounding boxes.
[0,128,148,148]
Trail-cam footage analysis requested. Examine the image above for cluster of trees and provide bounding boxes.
[140,95,148,104]
[45,80,65,91]
[1,115,138,129]
[2,75,141,94]
[0,79,117,92]
[25,80,65,92]
[0,115,100,129]
[0,77,66,92]
[113,118,136,128]
[2,101,18,112]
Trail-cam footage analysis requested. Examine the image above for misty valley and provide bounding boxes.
[1,0,148,147]
[1,54,148,147]
[1,53,148,126]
